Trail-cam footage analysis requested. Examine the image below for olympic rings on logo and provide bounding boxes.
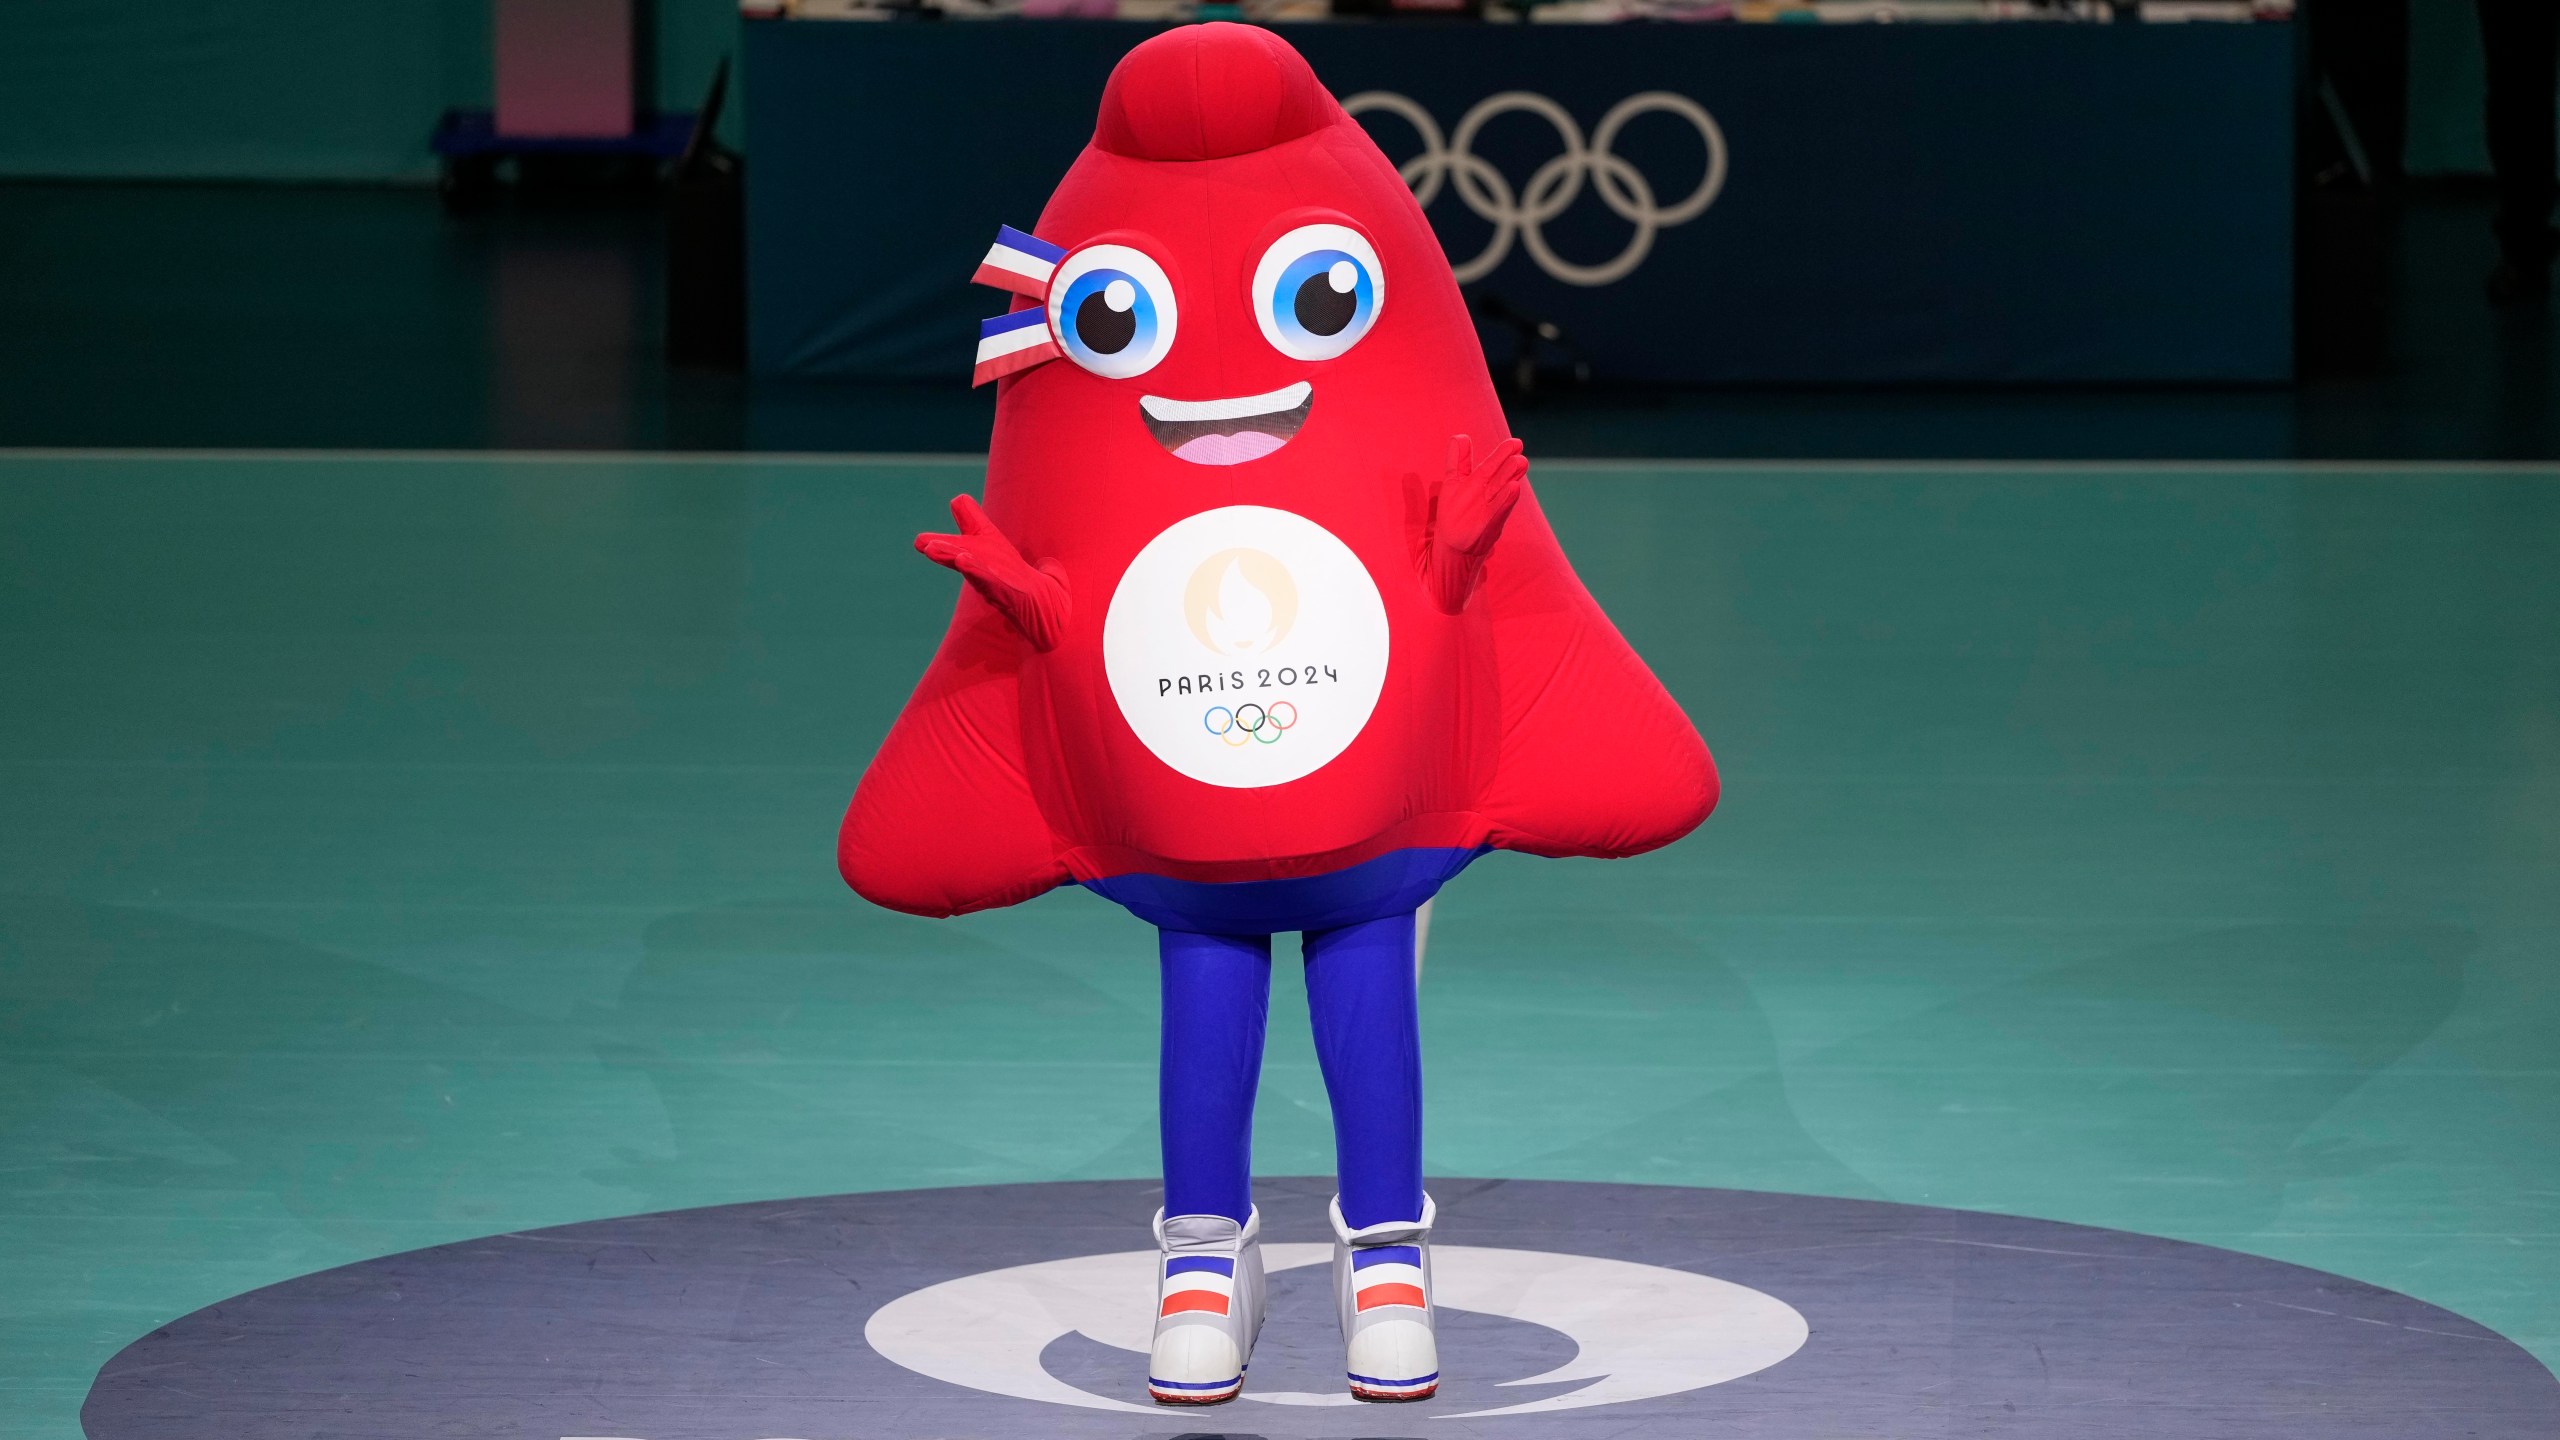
[1340,90,1728,288]
[1204,700,1299,747]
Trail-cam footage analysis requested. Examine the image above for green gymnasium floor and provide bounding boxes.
[3,451,2556,1435]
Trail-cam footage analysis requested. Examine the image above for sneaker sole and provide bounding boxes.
[1150,1381,1242,1404]
[1349,1375,1438,1402]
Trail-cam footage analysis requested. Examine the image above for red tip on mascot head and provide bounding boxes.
[1094,23,1339,161]
[841,22,1717,923]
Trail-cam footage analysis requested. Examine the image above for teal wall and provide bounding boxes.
[0,0,741,182]
[2406,0,2488,175]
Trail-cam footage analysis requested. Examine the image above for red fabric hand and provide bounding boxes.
[1421,434,1527,614]
[915,494,1072,652]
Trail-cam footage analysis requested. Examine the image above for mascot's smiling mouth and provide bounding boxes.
[1139,382,1312,466]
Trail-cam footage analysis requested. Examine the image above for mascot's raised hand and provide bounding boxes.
[1421,434,1527,613]
[914,493,1071,652]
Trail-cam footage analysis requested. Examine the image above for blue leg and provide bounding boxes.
[1302,910,1425,1229]
[1158,927,1272,1226]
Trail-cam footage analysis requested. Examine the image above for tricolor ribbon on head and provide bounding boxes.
[971,225,1066,387]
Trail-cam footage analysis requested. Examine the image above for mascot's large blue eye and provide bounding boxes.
[1046,243,1177,378]
[1253,223,1383,362]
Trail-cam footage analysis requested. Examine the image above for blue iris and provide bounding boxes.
[1057,267,1159,367]
[1267,249,1376,352]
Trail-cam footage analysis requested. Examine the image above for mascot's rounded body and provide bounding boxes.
[837,24,1715,1406]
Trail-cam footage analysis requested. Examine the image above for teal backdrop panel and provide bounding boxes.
[0,0,740,182]
[744,19,2296,383]
[2405,0,2489,175]
[0,0,2511,185]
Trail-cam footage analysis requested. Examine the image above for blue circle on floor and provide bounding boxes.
[82,1177,2559,1438]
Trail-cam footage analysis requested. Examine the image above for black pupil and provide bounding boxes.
[1075,285,1137,355]
[1294,263,1359,336]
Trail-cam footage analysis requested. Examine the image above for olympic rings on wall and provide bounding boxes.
[1204,701,1299,747]
[1340,90,1728,288]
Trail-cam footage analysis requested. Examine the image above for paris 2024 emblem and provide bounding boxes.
[1102,505,1389,788]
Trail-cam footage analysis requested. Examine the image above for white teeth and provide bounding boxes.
[1139,381,1312,424]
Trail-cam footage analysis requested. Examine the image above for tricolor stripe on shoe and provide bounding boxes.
[1350,1245,1426,1312]
[1159,1254,1236,1318]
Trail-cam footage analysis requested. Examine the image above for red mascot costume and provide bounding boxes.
[839,23,1715,1406]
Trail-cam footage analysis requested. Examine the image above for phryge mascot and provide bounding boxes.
[840,22,1716,1406]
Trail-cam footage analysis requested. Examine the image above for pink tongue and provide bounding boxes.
[1172,430,1288,466]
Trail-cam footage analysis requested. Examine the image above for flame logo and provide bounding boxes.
[1183,549,1298,656]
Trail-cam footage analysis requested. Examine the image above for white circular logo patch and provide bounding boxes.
[1102,506,1390,788]
[864,1243,1808,1417]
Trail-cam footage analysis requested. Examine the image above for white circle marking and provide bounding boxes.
[864,1242,1808,1418]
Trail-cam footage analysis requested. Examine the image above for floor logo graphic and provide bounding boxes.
[863,1243,1809,1418]
[1104,506,1388,788]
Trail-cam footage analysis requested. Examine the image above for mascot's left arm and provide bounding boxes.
[1473,480,1720,860]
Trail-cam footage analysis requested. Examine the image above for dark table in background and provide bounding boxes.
[743,17,2294,385]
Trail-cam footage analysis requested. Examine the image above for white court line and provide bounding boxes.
[1,448,2558,474]
[0,447,987,466]
[1540,458,2560,475]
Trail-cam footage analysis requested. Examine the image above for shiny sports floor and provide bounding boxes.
[3,451,2555,1436]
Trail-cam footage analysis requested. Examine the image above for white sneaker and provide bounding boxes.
[1147,1206,1265,1404]
[1330,1192,1438,1401]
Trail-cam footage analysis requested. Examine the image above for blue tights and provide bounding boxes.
[1158,911,1423,1231]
